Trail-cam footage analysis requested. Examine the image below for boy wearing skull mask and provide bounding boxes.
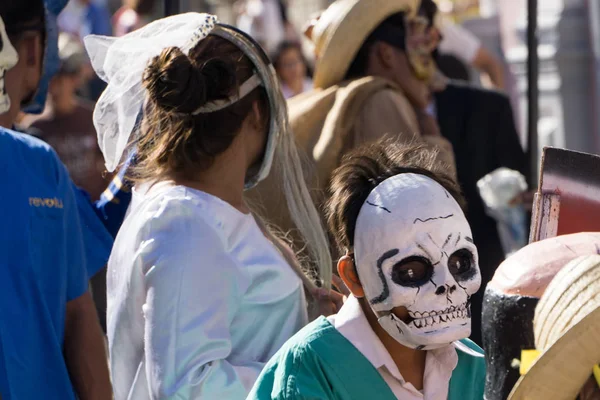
[248,141,485,400]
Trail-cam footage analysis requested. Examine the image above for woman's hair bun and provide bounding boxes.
[143,46,237,114]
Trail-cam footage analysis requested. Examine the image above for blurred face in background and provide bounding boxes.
[49,71,80,98]
[48,64,87,114]
[52,32,92,105]
[275,45,306,87]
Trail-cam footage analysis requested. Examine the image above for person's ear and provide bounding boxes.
[374,42,397,70]
[338,255,365,298]
[250,100,263,131]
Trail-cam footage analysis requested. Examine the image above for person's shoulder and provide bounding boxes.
[121,186,240,276]
[372,87,407,100]
[445,81,510,105]
[265,317,341,364]
[448,339,486,400]
[248,317,342,399]
[361,84,416,124]
[287,316,341,350]
[1,126,51,152]
[360,85,411,111]
[453,339,486,382]
[131,185,237,252]
[136,186,220,229]
[0,127,62,174]
[454,338,485,358]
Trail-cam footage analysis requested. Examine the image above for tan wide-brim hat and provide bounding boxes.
[311,0,419,89]
[509,255,600,400]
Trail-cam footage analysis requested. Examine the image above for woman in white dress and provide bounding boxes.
[84,14,335,399]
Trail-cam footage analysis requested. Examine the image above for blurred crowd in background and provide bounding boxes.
[13,0,517,204]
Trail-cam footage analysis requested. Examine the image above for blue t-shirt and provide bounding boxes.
[0,128,89,399]
[15,124,118,276]
[74,187,116,276]
[95,152,134,238]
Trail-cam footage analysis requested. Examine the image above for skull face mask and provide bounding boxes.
[354,173,481,350]
[0,17,19,114]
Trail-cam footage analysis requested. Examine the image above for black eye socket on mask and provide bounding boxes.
[392,256,433,287]
[448,249,475,280]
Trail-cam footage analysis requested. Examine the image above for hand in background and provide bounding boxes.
[416,109,442,137]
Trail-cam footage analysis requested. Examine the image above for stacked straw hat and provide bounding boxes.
[309,0,419,89]
[509,254,600,400]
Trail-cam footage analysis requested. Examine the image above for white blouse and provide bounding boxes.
[107,182,308,399]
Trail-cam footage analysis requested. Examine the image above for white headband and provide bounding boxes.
[192,74,262,114]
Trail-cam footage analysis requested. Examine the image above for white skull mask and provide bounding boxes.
[354,173,481,350]
[0,17,19,114]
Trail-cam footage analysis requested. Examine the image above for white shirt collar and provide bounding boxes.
[328,295,459,398]
[331,296,402,377]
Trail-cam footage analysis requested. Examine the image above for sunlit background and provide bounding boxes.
[59,0,600,166]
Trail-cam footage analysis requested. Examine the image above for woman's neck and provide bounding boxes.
[172,146,250,214]
[360,300,427,390]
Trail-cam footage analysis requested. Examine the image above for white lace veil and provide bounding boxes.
[84,13,218,172]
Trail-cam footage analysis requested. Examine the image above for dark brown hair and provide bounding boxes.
[418,0,438,28]
[131,34,269,182]
[325,139,465,253]
[1,0,45,44]
[345,12,407,80]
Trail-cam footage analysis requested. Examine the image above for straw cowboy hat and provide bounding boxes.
[309,0,419,89]
[509,255,600,400]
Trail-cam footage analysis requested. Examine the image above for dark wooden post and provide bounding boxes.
[526,0,539,185]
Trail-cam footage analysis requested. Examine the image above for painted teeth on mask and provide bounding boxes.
[408,303,468,319]
[408,303,469,329]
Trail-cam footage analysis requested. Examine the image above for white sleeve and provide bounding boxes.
[138,206,262,399]
[438,22,481,64]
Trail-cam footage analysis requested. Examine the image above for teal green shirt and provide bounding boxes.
[248,317,485,399]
